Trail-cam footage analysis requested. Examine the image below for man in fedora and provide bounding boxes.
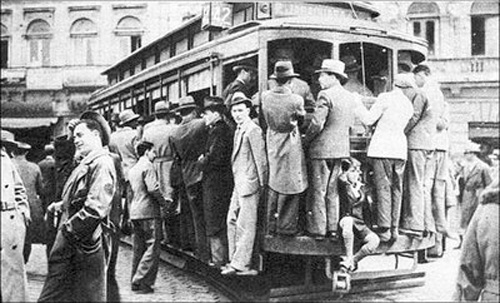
[222,61,257,109]
[39,111,116,302]
[12,141,44,263]
[198,96,234,267]
[261,61,308,236]
[170,96,210,262]
[341,55,374,97]
[304,59,362,239]
[1,129,30,302]
[223,92,267,275]
[142,101,179,243]
[109,109,140,181]
[268,59,315,112]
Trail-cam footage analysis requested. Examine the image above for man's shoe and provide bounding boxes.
[221,266,238,276]
[132,285,154,294]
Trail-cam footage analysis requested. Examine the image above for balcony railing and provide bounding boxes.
[428,57,499,83]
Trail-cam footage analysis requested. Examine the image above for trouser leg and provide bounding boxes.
[227,191,239,263]
[265,188,279,235]
[325,159,342,233]
[186,182,210,262]
[131,219,162,288]
[339,217,354,262]
[424,150,436,233]
[276,191,301,235]
[73,244,107,302]
[229,192,260,271]
[391,159,406,230]
[306,159,329,235]
[354,232,380,264]
[131,221,146,281]
[401,150,426,232]
[107,230,120,302]
[372,158,392,229]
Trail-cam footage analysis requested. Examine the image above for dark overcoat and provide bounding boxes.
[200,119,234,236]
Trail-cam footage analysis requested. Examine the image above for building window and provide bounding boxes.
[1,24,8,68]
[114,16,144,59]
[407,2,439,56]
[470,1,499,56]
[70,18,98,65]
[26,19,52,66]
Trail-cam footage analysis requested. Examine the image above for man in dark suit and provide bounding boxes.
[261,61,308,236]
[222,92,268,275]
[170,96,210,262]
[222,63,257,109]
[304,59,363,239]
[198,96,234,267]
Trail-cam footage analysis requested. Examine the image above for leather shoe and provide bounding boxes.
[221,266,238,275]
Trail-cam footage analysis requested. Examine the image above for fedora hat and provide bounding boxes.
[464,141,481,154]
[341,55,361,73]
[270,61,299,80]
[1,129,20,146]
[203,96,224,110]
[118,109,140,126]
[80,111,112,146]
[232,60,257,73]
[174,96,197,112]
[154,101,171,115]
[394,73,415,89]
[229,91,253,108]
[315,59,348,80]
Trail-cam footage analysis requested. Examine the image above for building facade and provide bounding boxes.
[1,0,199,160]
[372,1,499,154]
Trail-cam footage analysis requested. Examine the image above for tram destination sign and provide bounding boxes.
[273,3,372,21]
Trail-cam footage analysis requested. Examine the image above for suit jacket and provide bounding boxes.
[359,88,414,160]
[403,87,437,151]
[306,85,359,159]
[222,78,252,108]
[268,77,315,110]
[170,118,208,187]
[261,86,308,194]
[128,157,167,220]
[232,119,268,197]
[109,126,139,180]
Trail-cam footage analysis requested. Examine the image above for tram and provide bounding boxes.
[89,2,434,300]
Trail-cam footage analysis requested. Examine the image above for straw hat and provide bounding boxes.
[117,109,140,126]
[314,59,348,80]
[1,130,20,147]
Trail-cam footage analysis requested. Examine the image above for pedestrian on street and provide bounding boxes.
[304,59,362,239]
[338,158,380,272]
[170,96,211,262]
[38,144,57,256]
[453,177,499,302]
[198,96,234,268]
[358,73,414,242]
[261,60,308,236]
[12,141,44,263]
[142,101,179,245]
[399,71,438,238]
[1,130,30,302]
[456,141,492,249]
[39,112,116,302]
[128,141,170,294]
[222,92,268,275]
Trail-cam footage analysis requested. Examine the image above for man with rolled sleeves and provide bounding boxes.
[222,92,268,275]
[261,61,308,236]
[39,112,116,302]
[1,130,30,302]
[142,101,179,243]
[400,69,438,239]
[304,59,362,239]
[198,96,234,267]
[170,96,210,262]
[358,74,414,242]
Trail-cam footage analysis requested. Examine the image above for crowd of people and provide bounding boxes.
[1,55,498,302]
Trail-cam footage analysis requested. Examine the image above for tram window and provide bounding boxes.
[339,43,392,98]
[267,39,332,99]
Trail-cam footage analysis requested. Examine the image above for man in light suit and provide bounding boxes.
[304,59,362,239]
[358,74,414,242]
[222,92,268,275]
[261,61,308,236]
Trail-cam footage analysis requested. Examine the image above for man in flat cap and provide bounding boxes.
[39,112,116,302]
[12,141,44,263]
[261,61,308,236]
[142,101,179,243]
[198,96,234,267]
[358,74,414,242]
[1,129,30,302]
[222,62,257,109]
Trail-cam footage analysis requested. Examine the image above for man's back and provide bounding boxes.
[142,120,178,159]
[109,127,138,179]
[404,87,437,151]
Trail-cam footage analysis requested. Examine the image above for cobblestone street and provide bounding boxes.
[25,244,230,302]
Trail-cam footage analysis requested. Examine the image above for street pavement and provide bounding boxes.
[25,244,230,302]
